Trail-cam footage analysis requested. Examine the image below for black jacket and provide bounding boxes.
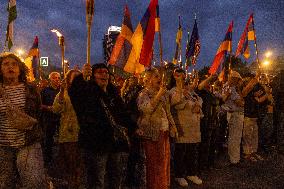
[69,74,133,153]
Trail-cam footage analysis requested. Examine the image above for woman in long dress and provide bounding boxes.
[137,69,177,189]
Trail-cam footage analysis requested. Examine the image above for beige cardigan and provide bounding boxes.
[170,87,203,143]
[137,88,176,141]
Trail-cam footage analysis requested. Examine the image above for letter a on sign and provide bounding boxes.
[40,57,49,67]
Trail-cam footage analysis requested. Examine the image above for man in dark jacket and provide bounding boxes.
[69,63,133,189]
[196,74,220,170]
[40,72,61,169]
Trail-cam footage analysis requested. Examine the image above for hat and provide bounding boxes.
[230,71,242,79]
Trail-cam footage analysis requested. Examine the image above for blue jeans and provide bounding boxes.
[82,150,128,189]
[0,143,46,189]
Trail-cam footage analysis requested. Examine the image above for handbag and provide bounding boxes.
[0,86,38,130]
[100,98,130,147]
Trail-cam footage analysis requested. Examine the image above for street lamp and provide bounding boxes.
[51,29,66,78]
[265,51,272,58]
[263,60,270,66]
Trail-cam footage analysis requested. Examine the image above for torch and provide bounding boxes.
[51,29,66,78]
[86,0,95,80]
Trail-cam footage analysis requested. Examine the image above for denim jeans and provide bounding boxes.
[243,117,258,155]
[227,112,244,163]
[82,150,128,189]
[0,143,46,189]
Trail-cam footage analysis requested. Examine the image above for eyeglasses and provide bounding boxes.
[95,70,109,74]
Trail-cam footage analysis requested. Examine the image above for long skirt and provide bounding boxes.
[143,131,170,189]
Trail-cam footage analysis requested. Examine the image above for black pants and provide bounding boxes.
[125,137,146,187]
[199,128,218,170]
[174,143,199,177]
[216,113,228,155]
[42,121,59,167]
[82,150,128,189]
[258,113,274,152]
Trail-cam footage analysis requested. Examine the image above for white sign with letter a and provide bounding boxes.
[40,57,49,67]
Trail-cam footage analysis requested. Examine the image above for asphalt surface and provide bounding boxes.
[171,150,284,189]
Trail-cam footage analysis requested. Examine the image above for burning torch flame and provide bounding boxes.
[51,29,63,37]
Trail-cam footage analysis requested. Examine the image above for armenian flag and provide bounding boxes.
[236,13,255,59]
[109,5,133,70]
[209,21,233,75]
[24,36,39,81]
[124,0,158,74]
[27,36,39,57]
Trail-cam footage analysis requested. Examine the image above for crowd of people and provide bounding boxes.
[0,52,283,189]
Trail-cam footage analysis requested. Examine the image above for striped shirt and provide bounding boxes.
[0,84,26,147]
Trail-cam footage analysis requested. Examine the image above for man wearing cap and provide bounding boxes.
[222,70,244,166]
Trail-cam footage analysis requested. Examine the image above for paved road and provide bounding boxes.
[171,151,284,189]
[50,148,284,189]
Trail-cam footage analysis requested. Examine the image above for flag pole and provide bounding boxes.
[192,13,198,78]
[158,29,163,66]
[193,14,196,77]
[86,0,95,80]
[227,21,233,79]
[178,15,182,68]
[251,13,260,69]
[38,48,42,80]
[155,4,163,66]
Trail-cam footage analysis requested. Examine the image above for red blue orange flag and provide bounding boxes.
[209,21,233,75]
[27,36,39,57]
[236,13,255,58]
[124,0,158,74]
[24,36,39,81]
[139,0,158,67]
[109,5,133,70]
[155,4,160,32]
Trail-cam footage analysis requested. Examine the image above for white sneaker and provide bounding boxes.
[187,175,203,185]
[175,178,188,187]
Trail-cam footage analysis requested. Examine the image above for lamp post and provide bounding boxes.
[51,29,66,78]
[261,50,273,74]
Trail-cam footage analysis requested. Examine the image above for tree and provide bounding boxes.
[223,55,250,77]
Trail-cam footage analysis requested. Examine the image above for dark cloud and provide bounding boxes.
[0,0,283,70]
